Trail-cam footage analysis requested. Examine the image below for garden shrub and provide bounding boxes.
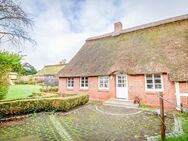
[139,103,148,108]
[31,92,59,98]
[0,65,9,100]
[0,94,89,118]
[40,87,58,93]
[0,52,22,100]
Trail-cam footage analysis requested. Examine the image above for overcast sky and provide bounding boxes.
[2,0,188,70]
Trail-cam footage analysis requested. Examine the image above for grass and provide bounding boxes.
[3,84,42,100]
[139,103,149,109]
[159,112,188,141]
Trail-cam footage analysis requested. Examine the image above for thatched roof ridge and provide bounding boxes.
[36,64,65,76]
[87,14,188,41]
[60,14,188,81]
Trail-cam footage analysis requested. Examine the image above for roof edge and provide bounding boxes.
[86,14,188,41]
[44,64,66,67]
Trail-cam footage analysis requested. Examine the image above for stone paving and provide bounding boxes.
[0,103,174,141]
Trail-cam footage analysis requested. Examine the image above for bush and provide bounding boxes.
[0,94,89,118]
[0,52,22,100]
[0,66,9,100]
[31,92,59,98]
[0,81,9,100]
[139,103,148,108]
[40,87,58,93]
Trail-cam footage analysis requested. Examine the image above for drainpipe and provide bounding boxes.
[175,82,181,110]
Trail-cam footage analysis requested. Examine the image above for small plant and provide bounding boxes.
[133,96,141,104]
[139,103,148,109]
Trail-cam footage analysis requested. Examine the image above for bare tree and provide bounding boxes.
[59,59,67,64]
[0,0,34,47]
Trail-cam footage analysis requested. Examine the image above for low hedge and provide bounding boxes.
[40,87,58,93]
[31,92,59,98]
[0,94,89,118]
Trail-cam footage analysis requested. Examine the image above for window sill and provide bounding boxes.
[98,88,110,92]
[66,88,74,90]
[80,88,89,91]
[145,89,163,94]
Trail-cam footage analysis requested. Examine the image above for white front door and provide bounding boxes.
[116,74,128,99]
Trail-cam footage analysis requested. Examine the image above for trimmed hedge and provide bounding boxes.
[31,92,59,98]
[0,94,89,118]
[40,87,58,93]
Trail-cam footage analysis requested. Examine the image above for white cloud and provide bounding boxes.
[1,0,188,70]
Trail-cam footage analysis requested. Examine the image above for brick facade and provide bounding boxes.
[59,76,116,101]
[59,74,188,109]
[179,82,188,108]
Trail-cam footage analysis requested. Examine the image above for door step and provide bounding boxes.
[103,99,139,109]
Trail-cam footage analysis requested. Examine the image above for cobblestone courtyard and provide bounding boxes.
[0,103,174,141]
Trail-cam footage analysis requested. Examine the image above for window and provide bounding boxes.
[67,78,74,88]
[117,75,126,87]
[145,74,163,91]
[80,77,88,89]
[98,76,109,89]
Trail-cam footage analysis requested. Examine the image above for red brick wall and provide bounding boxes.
[179,82,188,93]
[59,74,185,109]
[128,74,176,109]
[59,75,116,101]
[179,82,188,108]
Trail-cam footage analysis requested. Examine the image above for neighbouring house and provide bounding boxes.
[35,64,65,86]
[59,14,188,109]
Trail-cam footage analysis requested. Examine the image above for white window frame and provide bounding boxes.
[67,77,74,89]
[98,76,109,90]
[145,74,164,92]
[80,77,88,89]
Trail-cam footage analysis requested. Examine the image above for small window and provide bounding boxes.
[145,74,163,91]
[98,76,109,89]
[67,78,74,88]
[80,77,88,89]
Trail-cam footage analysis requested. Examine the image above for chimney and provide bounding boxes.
[113,22,122,36]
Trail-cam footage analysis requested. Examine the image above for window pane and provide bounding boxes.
[155,84,161,89]
[147,85,153,89]
[155,79,161,83]
[146,74,152,78]
[147,79,153,83]
[154,74,161,78]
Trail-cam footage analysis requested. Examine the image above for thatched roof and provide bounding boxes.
[36,64,65,76]
[60,14,188,81]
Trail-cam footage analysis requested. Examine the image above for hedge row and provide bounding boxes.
[31,92,59,98]
[0,94,89,118]
[40,87,58,93]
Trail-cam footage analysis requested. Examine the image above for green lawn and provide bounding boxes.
[4,84,42,100]
[163,114,188,141]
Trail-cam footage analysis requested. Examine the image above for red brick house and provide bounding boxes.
[59,14,188,109]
